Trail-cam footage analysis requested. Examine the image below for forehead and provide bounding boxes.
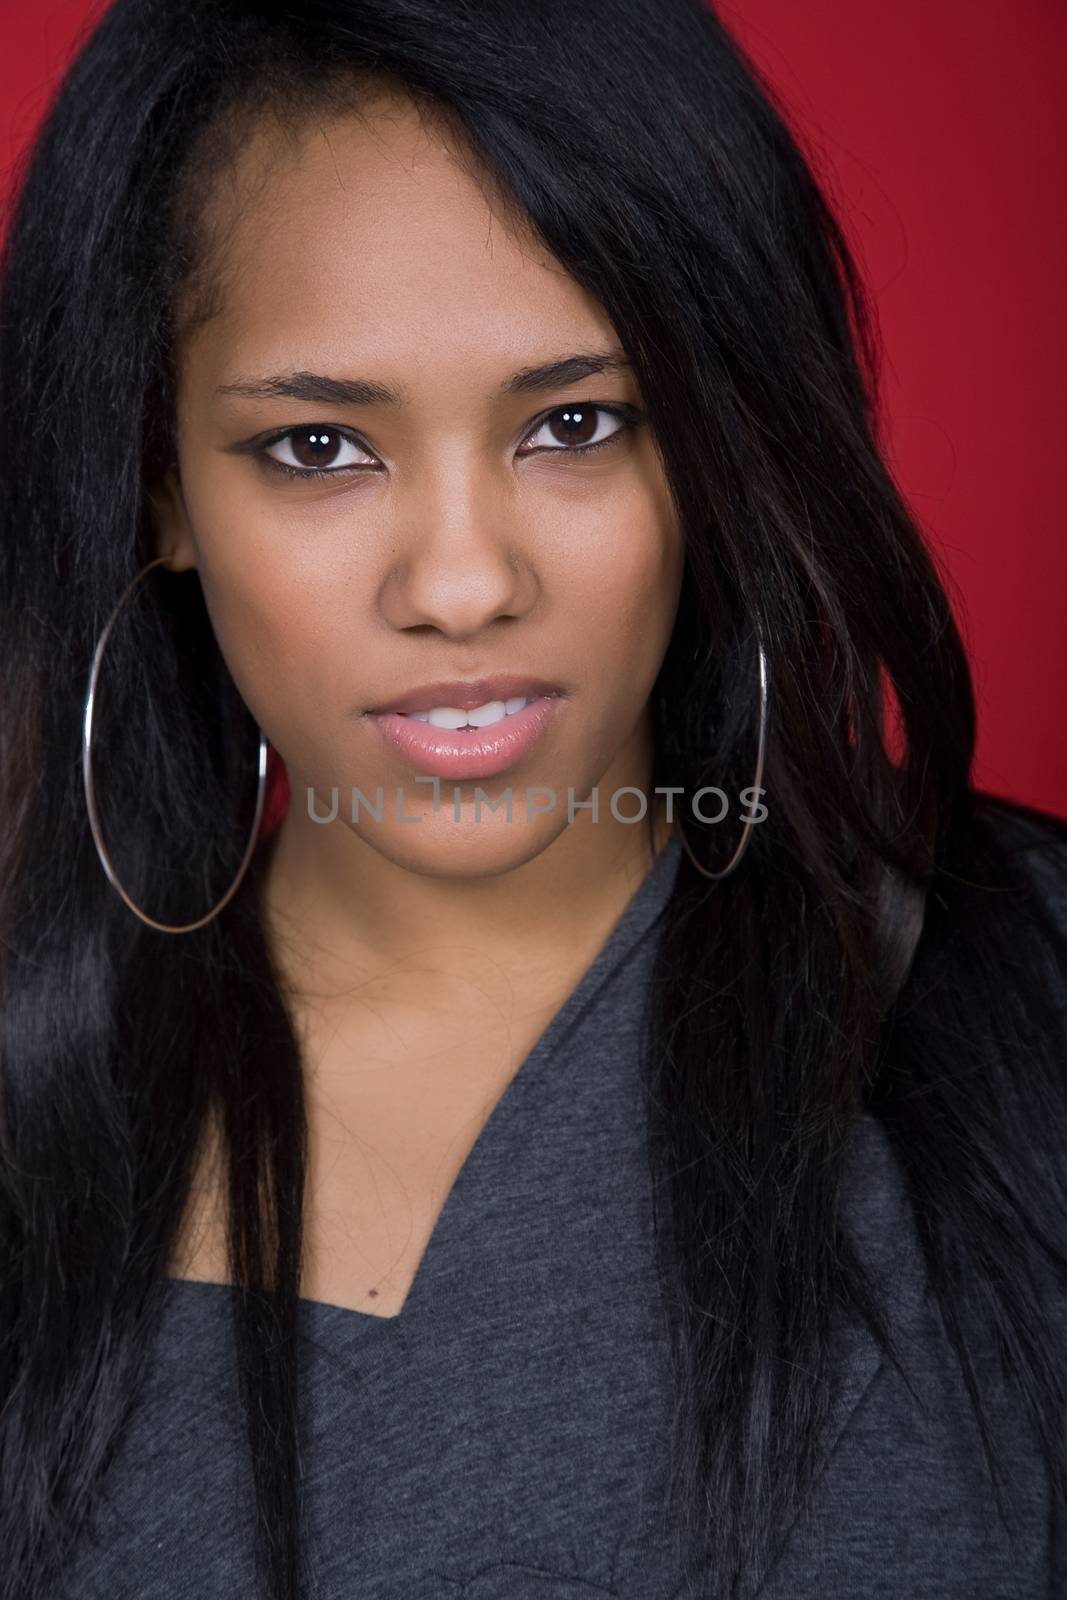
[179,92,617,390]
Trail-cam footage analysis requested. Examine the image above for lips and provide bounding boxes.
[365,675,562,716]
[364,692,564,780]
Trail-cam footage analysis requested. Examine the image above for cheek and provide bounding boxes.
[194,555,344,743]
[180,467,368,734]
[562,505,683,680]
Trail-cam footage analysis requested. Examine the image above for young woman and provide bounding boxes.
[1,2,1064,1597]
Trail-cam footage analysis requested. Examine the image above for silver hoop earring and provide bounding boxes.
[675,639,769,881]
[81,554,269,934]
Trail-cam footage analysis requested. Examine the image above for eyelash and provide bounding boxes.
[254,402,644,481]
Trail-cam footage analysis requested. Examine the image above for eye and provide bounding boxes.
[259,426,375,479]
[519,402,641,458]
[248,402,644,482]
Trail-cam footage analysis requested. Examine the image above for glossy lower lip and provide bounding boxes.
[364,694,562,780]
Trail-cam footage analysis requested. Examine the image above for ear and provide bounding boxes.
[147,463,198,572]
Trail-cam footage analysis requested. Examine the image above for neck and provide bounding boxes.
[260,732,674,1018]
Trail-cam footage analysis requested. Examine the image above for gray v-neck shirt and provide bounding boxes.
[58,832,1065,1599]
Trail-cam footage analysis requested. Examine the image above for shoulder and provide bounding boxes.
[968,789,1067,877]
[889,790,1067,1309]
[878,789,1067,1293]
[918,790,1067,997]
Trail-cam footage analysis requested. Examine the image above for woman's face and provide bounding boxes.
[153,90,684,877]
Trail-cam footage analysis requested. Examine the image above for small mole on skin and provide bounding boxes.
[368,1289,378,1298]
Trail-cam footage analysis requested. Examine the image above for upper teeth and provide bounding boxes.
[407,696,530,728]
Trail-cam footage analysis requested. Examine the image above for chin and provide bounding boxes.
[346,809,565,879]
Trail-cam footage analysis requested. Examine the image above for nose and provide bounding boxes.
[377,463,539,640]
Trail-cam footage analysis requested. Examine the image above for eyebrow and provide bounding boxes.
[215,350,632,406]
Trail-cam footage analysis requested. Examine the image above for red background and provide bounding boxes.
[3,0,1064,823]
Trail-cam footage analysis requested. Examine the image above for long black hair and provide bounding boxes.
[1,2,1065,1597]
